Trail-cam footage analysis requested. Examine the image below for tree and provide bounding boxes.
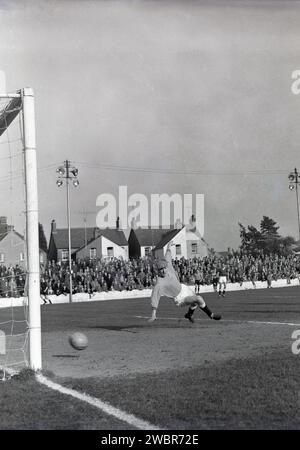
[260,216,280,238]
[39,223,48,253]
[238,223,263,256]
[239,216,295,256]
[259,216,281,254]
[278,235,296,256]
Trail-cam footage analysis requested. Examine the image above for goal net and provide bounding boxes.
[0,88,41,379]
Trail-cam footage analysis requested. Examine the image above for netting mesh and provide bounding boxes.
[0,95,29,380]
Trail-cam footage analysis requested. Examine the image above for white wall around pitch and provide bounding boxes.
[1,277,299,309]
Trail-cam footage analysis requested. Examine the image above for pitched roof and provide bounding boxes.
[52,227,96,249]
[0,224,14,243]
[0,232,7,243]
[0,229,47,256]
[154,229,183,250]
[52,227,128,250]
[132,228,169,247]
[0,228,24,243]
[132,227,183,248]
[99,229,128,246]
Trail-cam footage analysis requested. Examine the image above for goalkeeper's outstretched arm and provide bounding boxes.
[165,241,175,270]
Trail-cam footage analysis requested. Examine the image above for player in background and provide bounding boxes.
[211,269,219,292]
[149,242,221,323]
[217,264,227,297]
[40,277,52,304]
[250,268,257,289]
[194,269,201,294]
[266,269,272,288]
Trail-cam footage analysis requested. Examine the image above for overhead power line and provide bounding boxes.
[0,163,61,183]
[73,161,291,176]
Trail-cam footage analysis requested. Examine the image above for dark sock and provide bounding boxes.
[201,305,213,318]
[187,306,196,317]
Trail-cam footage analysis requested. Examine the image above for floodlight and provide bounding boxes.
[56,167,65,176]
[71,168,78,177]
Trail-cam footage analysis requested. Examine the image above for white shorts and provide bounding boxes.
[218,276,227,284]
[174,283,195,306]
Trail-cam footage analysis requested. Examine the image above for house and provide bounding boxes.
[48,219,129,262]
[0,216,47,268]
[128,227,180,258]
[128,217,209,260]
[74,228,128,261]
[152,227,187,260]
[184,215,209,259]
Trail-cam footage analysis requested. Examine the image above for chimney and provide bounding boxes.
[94,227,100,239]
[130,217,137,229]
[116,216,120,230]
[51,219,57,234]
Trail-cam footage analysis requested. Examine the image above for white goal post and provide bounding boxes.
[0,87,42,371]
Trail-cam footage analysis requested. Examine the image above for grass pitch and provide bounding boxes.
[0,286,300,429]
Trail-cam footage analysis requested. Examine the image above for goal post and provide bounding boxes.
[22,88,42,371]
[0,87,42,372]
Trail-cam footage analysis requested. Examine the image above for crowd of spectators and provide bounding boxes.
[1,251,300,298]
[0,265,26,298]
[174,251,300,288]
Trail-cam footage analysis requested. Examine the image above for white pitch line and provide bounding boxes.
[36,373,161,430]
[223,319,300,327]
[135,315,300,327]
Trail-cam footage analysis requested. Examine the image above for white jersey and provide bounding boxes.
[151,249,181,308]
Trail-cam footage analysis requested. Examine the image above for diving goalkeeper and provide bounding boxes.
[149,242,222,323]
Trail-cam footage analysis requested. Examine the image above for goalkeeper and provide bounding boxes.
[149,242,221,323]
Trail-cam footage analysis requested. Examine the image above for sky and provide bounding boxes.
[1,0,300,251]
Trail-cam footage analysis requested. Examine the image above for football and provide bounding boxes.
[69,332,88,350]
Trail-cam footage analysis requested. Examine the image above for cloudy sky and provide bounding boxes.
[1,0,300,251]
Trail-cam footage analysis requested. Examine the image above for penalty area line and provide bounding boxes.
[135,315,300,327]
[36,373,161,430]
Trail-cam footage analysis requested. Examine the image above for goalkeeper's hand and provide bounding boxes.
[167,240,175,249]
